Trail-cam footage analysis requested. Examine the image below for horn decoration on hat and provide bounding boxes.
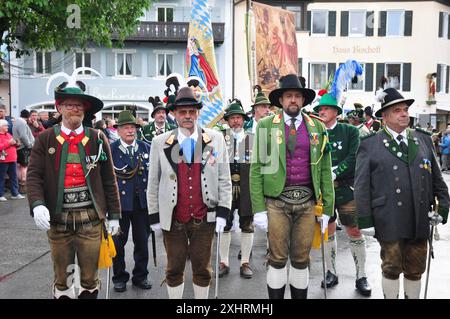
[164,72,207,102]
[148,96,162,107]
[329,60,364,103]
[252,85,262,102]
[45,67,103,95]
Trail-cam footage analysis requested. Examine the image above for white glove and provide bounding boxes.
[215,217,227,233]
[150,223,161,232]
[33,205,50,231]
[428,211,443,226]
[107,220,120,236]
[254,212,268,232]
[331,166,337,182]
[317,214,330,234]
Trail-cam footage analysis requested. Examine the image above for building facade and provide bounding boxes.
[10,0,232,122]
[234,0,450,131]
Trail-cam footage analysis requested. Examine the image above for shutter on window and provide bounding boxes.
[437,64,442,93]
[404,11,413,36]
[438,12,443,38]
[328,11,336,36]
[106,53,115,76]
[376,63,385,89]
[132,53,141,77]
[402,63,411,92]
[90,52,101,73]
[365,63,374,92]
[366,11,374,36]
[446,65,449,93]
[307,11,311,33]
[341,11,348,36]
[378,11,386,37]
[328,63,336,80]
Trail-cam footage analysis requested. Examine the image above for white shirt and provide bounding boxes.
[328,120,338,131]
[178,125,199,145]
[386,125,408,146]
[283,111,303,130]
[232,128,245,144]
[61,123,83,136]
[120,138,137,152]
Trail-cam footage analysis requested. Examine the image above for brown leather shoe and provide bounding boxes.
[219,262,230,278]
[240,263,253,279]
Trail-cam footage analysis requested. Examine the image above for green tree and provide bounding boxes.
[0,0,153,58]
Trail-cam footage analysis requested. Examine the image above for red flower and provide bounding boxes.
[318,89,328,96]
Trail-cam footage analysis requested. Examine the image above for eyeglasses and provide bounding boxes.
[61,103,84,110]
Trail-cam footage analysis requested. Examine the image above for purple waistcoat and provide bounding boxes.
[285,119,312,187]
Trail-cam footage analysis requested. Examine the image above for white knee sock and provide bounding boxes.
[288,265,308,289]
[267,265,287,289]
[193,283,209,299]
[240,232,254,265]
[219,232,231,266]
[382,276,399,299]
[404,278,421,299]
[349,236,367,279]
[325,234,337,275]
[53,284,76,299]
[167,283,184,299]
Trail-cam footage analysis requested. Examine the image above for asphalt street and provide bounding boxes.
[1,174,450,299]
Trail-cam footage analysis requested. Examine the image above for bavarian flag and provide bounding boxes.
[186,0,224,128]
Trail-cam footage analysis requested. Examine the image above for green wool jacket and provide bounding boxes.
[250,111,335,216]
[328,122,360,206]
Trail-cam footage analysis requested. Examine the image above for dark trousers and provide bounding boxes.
[112,197,150,284]
[0,162,19,197]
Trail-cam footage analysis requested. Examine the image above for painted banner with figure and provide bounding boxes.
[252,2,298,94]
[186,0,223,128]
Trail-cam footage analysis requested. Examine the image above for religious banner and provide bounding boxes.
[186,0,224,128]
[252,2,298,94]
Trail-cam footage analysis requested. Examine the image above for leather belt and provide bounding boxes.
[278,185,313,205]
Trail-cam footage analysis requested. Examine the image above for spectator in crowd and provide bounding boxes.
[0,119,25,201]
[13,110,35,194]
[28,110,45,137]
[432,130,442,166]
[105,118,119,143]
[440,131,450,171]
[0,102,13,134]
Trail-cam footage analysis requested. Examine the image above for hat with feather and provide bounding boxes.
[313,60,364,115]
[164,73,207,111]
[251,85,271,107]
[149,96,167,118]
[374,76,414,117]
[46,67,104,117]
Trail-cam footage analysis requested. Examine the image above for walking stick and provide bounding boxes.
[151,230,157,267]
[215,231,221,299]
[320,218,328,299]
[424,224,435,299]
[106,265,111,299]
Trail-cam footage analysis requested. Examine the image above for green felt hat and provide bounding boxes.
[223,100,249,121]
[55,84,103,116]
[313,93,342,115]
[115,110,139,127]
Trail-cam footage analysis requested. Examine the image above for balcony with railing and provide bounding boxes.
[123,22,225,43]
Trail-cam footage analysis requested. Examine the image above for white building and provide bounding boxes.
[233,0,450,130]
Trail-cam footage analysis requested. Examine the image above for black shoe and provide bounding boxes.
[218,262,230,278]
[240,263,253,279]
[113,281,127,293]
[321,270,339,288]
[132,279,152,290]
[355,277,372,296]
[78,289,98,299]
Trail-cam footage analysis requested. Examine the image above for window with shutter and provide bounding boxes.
[311,10,328,35]
[349,10,365,37]
[310,63,327,90]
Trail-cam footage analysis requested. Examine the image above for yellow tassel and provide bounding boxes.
[312,199,328,249]
[98,229,117,269]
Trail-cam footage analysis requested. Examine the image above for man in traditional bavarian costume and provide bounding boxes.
[142,96,176,144]
[250,74,334,299]
[355,88,450,299]
[314,93,372,296]
[244,85,271,134]
[218,99,255,279]
[110,110,152,292]
[347,105,371,138]
[364,106,381,132]
[147,86,231,299]
[27,76,121,299]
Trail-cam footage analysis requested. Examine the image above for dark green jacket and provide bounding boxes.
[328,122,360,206]
[142,121,176,144]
